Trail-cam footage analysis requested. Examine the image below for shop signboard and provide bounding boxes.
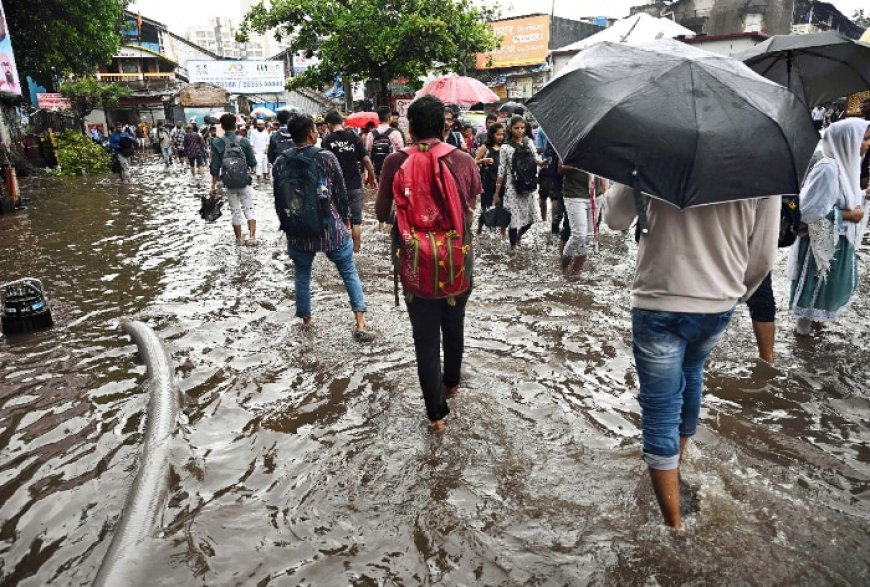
[476,15,550,70]
[292,52,320,75]
[36,93,72,110]
[188,60,285,94]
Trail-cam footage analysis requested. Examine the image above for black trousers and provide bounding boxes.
[746,272,776,323]
[406,291,471,422]
[508,224,532,247]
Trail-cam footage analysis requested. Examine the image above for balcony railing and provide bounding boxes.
[96,72,176,82]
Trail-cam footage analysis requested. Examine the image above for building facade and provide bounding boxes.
[631,0,862,39]
[186,17,267,60]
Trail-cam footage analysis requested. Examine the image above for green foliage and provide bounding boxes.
[54,130,111,176]
[4,0,126,99]
[239,0,498,100]
[59,78,131,129]
[853,10,870,30]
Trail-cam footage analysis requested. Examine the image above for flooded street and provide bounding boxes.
[2,161,870,586]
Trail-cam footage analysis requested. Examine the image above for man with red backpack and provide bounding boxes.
[366,106,404,178]
[375,96,481,431]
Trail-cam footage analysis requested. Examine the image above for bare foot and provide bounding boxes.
[430,419,446,432]
[446,385,459,397]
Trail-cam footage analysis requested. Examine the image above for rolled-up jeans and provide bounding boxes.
[116,154,131,181]
[285,236,367,319]
[631,308,734,470]
[563,196,601,257]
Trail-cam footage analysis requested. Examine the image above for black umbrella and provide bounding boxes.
[526,39,818,217]
[737,31,870,107]
[498,101,526,115]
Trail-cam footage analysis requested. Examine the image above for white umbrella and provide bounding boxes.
[251,107,276,118]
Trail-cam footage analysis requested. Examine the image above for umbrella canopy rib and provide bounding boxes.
[701,65,801,196]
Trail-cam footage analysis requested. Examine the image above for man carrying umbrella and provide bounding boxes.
[528,39,817,529]
[603,184,779,528]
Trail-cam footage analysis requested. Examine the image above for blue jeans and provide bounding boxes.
[286,237,367,319]
[631,308,734,470]
[161,146,173,167]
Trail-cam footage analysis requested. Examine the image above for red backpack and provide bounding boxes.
[392,142,471,303]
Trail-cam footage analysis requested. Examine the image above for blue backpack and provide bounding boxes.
[273,146,328,237]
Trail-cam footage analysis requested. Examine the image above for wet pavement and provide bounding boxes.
[1,160,869,586]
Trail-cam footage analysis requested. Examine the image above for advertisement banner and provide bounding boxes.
[0,0,22,95]
[292,52,320,75]
[476,15,550,69]
[36,93,72,110]
[188,60,285,94]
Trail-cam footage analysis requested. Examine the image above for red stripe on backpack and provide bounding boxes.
[392,142,471,302]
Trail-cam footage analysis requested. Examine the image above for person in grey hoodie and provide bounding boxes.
[604,185,779,529]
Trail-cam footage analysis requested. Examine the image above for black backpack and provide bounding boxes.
[119,135,136,157]
[268,130,294,164]
[220,136,251,189]
[778,195,801,248]
[370,128,395,175]
[273,147,328,237]
[511,139,538,193]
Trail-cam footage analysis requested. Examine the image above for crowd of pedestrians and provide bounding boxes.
[101,95,870,530]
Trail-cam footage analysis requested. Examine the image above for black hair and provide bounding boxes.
[277,109,292,125]
[407,95,445,140]
[377,105,391,122]
[324,110,343,126]
[288,114,315,143]
[391,110,399,117]
[486,113,497,122]
[219,113,237,131]
[508,115,526,140]
[485,122,505,147]
[191,123,198,132]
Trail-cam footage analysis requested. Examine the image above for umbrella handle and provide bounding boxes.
[632,170,648,242]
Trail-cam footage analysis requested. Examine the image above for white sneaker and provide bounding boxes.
[235,238,244,246]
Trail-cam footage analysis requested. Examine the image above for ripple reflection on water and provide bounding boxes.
[1,165,869,585]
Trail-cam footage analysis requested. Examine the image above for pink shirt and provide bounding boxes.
[365,123,404,155]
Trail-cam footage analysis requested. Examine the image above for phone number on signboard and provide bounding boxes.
[210,80,284,89]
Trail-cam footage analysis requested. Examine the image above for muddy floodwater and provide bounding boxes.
[2,162,870,586]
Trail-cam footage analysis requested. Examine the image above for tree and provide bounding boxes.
[853,9,870,30]
[4,0,126,103]
[60,77,130,133]
[239,0,498,105]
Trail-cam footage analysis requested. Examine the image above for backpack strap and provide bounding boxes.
[371,129,381,141]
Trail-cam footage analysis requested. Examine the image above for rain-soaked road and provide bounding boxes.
[1,159,870,586]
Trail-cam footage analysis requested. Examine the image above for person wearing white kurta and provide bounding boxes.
[249,121,272,183]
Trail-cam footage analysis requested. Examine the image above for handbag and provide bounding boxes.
[482,205,511,229]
